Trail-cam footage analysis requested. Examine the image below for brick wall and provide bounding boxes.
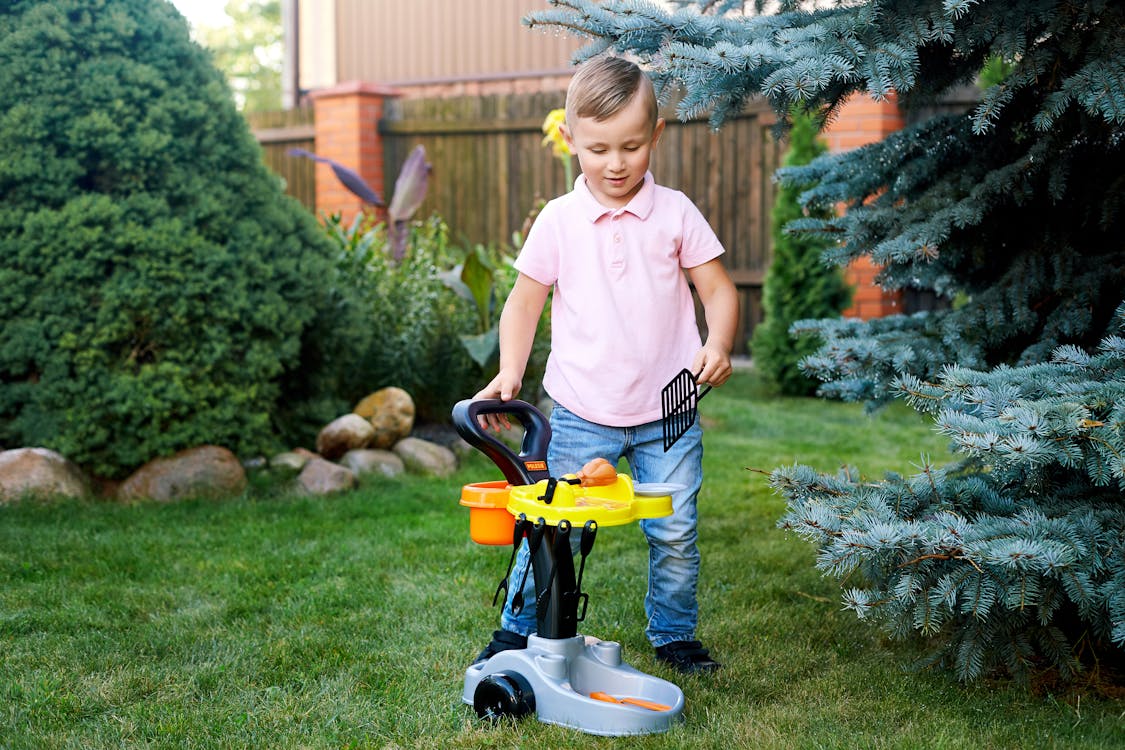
[308,81,401,221]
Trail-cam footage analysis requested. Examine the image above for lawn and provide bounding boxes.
[2,371,1122,749]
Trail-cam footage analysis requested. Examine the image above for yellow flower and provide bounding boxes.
[541,108,572,159]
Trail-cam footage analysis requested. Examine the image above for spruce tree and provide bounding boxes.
[750,110,850,396]
[525,0,1125,679]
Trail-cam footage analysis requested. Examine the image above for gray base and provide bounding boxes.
[463,633,685,736]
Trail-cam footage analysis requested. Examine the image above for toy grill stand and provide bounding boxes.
[453,399,685,736]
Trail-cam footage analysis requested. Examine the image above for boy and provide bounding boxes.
[474,55,738,673]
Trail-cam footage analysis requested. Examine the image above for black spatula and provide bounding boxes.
[660,368,711,451]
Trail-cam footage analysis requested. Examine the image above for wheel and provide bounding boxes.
[473,671,536,722]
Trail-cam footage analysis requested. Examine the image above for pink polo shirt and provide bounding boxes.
[514,172,725,427]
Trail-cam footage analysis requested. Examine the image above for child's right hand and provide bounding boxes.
[472,369,523,431]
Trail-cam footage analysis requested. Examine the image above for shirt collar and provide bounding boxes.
[574,172,656,222]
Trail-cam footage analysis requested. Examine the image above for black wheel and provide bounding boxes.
[473,671,536,722]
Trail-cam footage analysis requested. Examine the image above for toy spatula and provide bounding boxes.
[660,368,711,451]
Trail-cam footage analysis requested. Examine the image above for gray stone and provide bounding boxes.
[316,413,376,461]
[410,423,473,457]
[296,457,357,495]
[270,451,311,474]
[392,436,458,477]
[118,445,247,502]
[0,448,89,502]
[340,449,405,478]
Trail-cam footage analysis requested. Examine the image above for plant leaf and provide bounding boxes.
[288,148,384,206]
[436,265,474,302]
[388,145,430,223]
[460,249,494,329]
[459,328,499,368]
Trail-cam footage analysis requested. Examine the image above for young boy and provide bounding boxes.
[473,55,738,674]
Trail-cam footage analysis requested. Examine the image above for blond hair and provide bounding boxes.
[565,56,659,130]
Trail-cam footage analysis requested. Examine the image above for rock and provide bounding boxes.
[0,448,89,502]
[393,436,458,477]
[410,422,473,457]
[118,445,247,502]
[296,457,356,495]
[340,449,405,478]
[355,387,415,449]
[316,414,375,461]
[270,451,311,474]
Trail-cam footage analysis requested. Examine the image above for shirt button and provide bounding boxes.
[614,234,622,243]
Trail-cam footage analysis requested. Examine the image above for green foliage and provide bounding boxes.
[438,243,507,370]
[528,0,1125,680]
[750,110,850,395]
[0,0,350,477]
[779,306,1125,679]
[322,214,514,421]
[437,219,553,394]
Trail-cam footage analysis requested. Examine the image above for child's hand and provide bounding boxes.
[472,369,523,431]
[691,345,733,389]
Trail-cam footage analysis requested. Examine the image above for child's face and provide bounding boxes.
[562,91,665,209]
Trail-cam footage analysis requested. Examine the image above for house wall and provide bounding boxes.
[312,0,581,92]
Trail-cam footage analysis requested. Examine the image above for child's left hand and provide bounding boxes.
[691,345,733,389]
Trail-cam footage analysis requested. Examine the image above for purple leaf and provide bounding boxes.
[387,145,430,223]
[288,148,385,206]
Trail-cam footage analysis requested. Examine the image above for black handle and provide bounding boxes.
[452,399,552,486]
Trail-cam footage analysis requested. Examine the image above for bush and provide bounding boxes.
[320,212,553,422]
[0,0,351,477]
[323,214,501,422]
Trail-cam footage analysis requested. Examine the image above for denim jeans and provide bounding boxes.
[499,403,704,647]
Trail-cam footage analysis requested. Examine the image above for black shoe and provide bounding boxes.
[472,629,528,665]
[655,640,722,674]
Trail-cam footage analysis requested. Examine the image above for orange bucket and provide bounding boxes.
[459,481,514,545]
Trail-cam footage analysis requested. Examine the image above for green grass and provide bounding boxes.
[2,371,1122,748]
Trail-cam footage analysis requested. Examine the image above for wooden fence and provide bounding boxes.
[247,106,316,210]
[379,93,782,352]
[249,93,783,353]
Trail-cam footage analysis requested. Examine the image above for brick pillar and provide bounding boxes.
[309,81,401,224]
[823,93,906,319]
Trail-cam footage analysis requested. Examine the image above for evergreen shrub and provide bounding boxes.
[750,110,850,395]
[0,0,356,477]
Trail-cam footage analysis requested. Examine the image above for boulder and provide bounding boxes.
[355,387,415,449]
[0,448,89,502]
[316,414,375,460]
[118,445,247,502]
[410,422,473,457]
[296,457,356,495]
[393,437,457,477]
[269,450,312,474]
[340,449,405,478]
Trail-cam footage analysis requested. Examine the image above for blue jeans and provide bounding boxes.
[499,403,704,647]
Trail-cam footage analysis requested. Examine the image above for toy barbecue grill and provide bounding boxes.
[452,398,685,736]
